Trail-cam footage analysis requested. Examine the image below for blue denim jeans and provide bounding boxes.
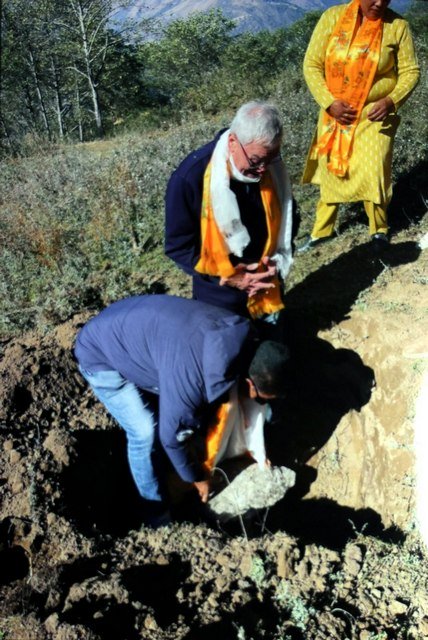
[79,367,163,502]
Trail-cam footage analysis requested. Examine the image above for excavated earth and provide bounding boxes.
[1,217,428,640]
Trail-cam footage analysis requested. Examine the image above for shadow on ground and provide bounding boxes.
[272,238,421,456]
[267,495,405,549]
[389,160,428,233]
[183,599,294,640]
[249,239,421,548]
[59,430,144,537]
[286,240,421,331]
[268,240,420,472]
[337,160,428,236]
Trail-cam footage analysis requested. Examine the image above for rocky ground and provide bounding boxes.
[1,211,428,640]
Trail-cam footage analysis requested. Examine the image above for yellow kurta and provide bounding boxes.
[302,5,420,205]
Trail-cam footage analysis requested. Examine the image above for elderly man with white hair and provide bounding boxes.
[165,101,298,330]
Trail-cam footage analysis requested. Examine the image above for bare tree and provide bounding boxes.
[27,46,52,139]
[50,55,67,140]
[60,0,133,136]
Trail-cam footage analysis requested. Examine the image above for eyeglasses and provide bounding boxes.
[249,376,287,403]
[237,139,280,170]
[249,377,273,405]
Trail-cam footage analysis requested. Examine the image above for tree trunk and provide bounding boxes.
[24,84,40,132]
[75,82,84,143]
[27,47,51,140]
[0,113,15,155]
[75,0,103,135]
[50,57,65,140]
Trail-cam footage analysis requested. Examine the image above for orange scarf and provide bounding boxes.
[195,161,284,319]
[203,402,231,473]
[314,0,383,177]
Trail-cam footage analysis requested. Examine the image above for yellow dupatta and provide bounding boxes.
[195,161,284,319]
[314,0,383,177]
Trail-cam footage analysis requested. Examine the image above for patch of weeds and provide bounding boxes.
[412,360,426,374]
[233,624,253,640]
[249,555,266,589]
[398,548,425,570]
[274,633,294,640]
[354,301,369,312]
[388,442,414,451]
[275,580,315,630]
[403,518,420,536]
[412,272,428,285]
[402,472,416,488]
[330,569,346,584]
[354,290,369,311]
[319,447,343,472]
[377,301,414,314]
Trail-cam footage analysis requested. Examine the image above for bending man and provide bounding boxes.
[74,295,291,526]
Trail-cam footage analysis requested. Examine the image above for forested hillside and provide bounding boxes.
[0,1,320,150]
[2,1,424,152]
[0,3,427,338]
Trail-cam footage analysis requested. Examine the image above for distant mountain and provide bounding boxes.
[119,0,411,33]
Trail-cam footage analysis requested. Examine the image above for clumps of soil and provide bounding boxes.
[1,218,428,639]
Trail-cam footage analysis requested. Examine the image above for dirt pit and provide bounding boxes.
[1,221,428,640]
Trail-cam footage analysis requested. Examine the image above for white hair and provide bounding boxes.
[229,101,283,148]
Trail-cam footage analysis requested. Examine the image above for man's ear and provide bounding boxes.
[246,377,258,399]
[228,132,238,152]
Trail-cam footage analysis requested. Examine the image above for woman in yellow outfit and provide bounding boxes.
[299,0,420,251]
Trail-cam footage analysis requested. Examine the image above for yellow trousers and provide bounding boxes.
[311,201,388,239]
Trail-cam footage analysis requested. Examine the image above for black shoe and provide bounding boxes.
[296,233,336,254]
[141,501,172,529]
[371,232,389,244]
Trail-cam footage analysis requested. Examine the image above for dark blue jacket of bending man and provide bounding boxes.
[74,295,251,482]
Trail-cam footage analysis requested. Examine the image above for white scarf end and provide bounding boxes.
[271,252,293,280]
[225,226,251,258]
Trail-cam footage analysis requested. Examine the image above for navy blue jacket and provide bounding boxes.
[165,131,270,316]
[74,295,251,482]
